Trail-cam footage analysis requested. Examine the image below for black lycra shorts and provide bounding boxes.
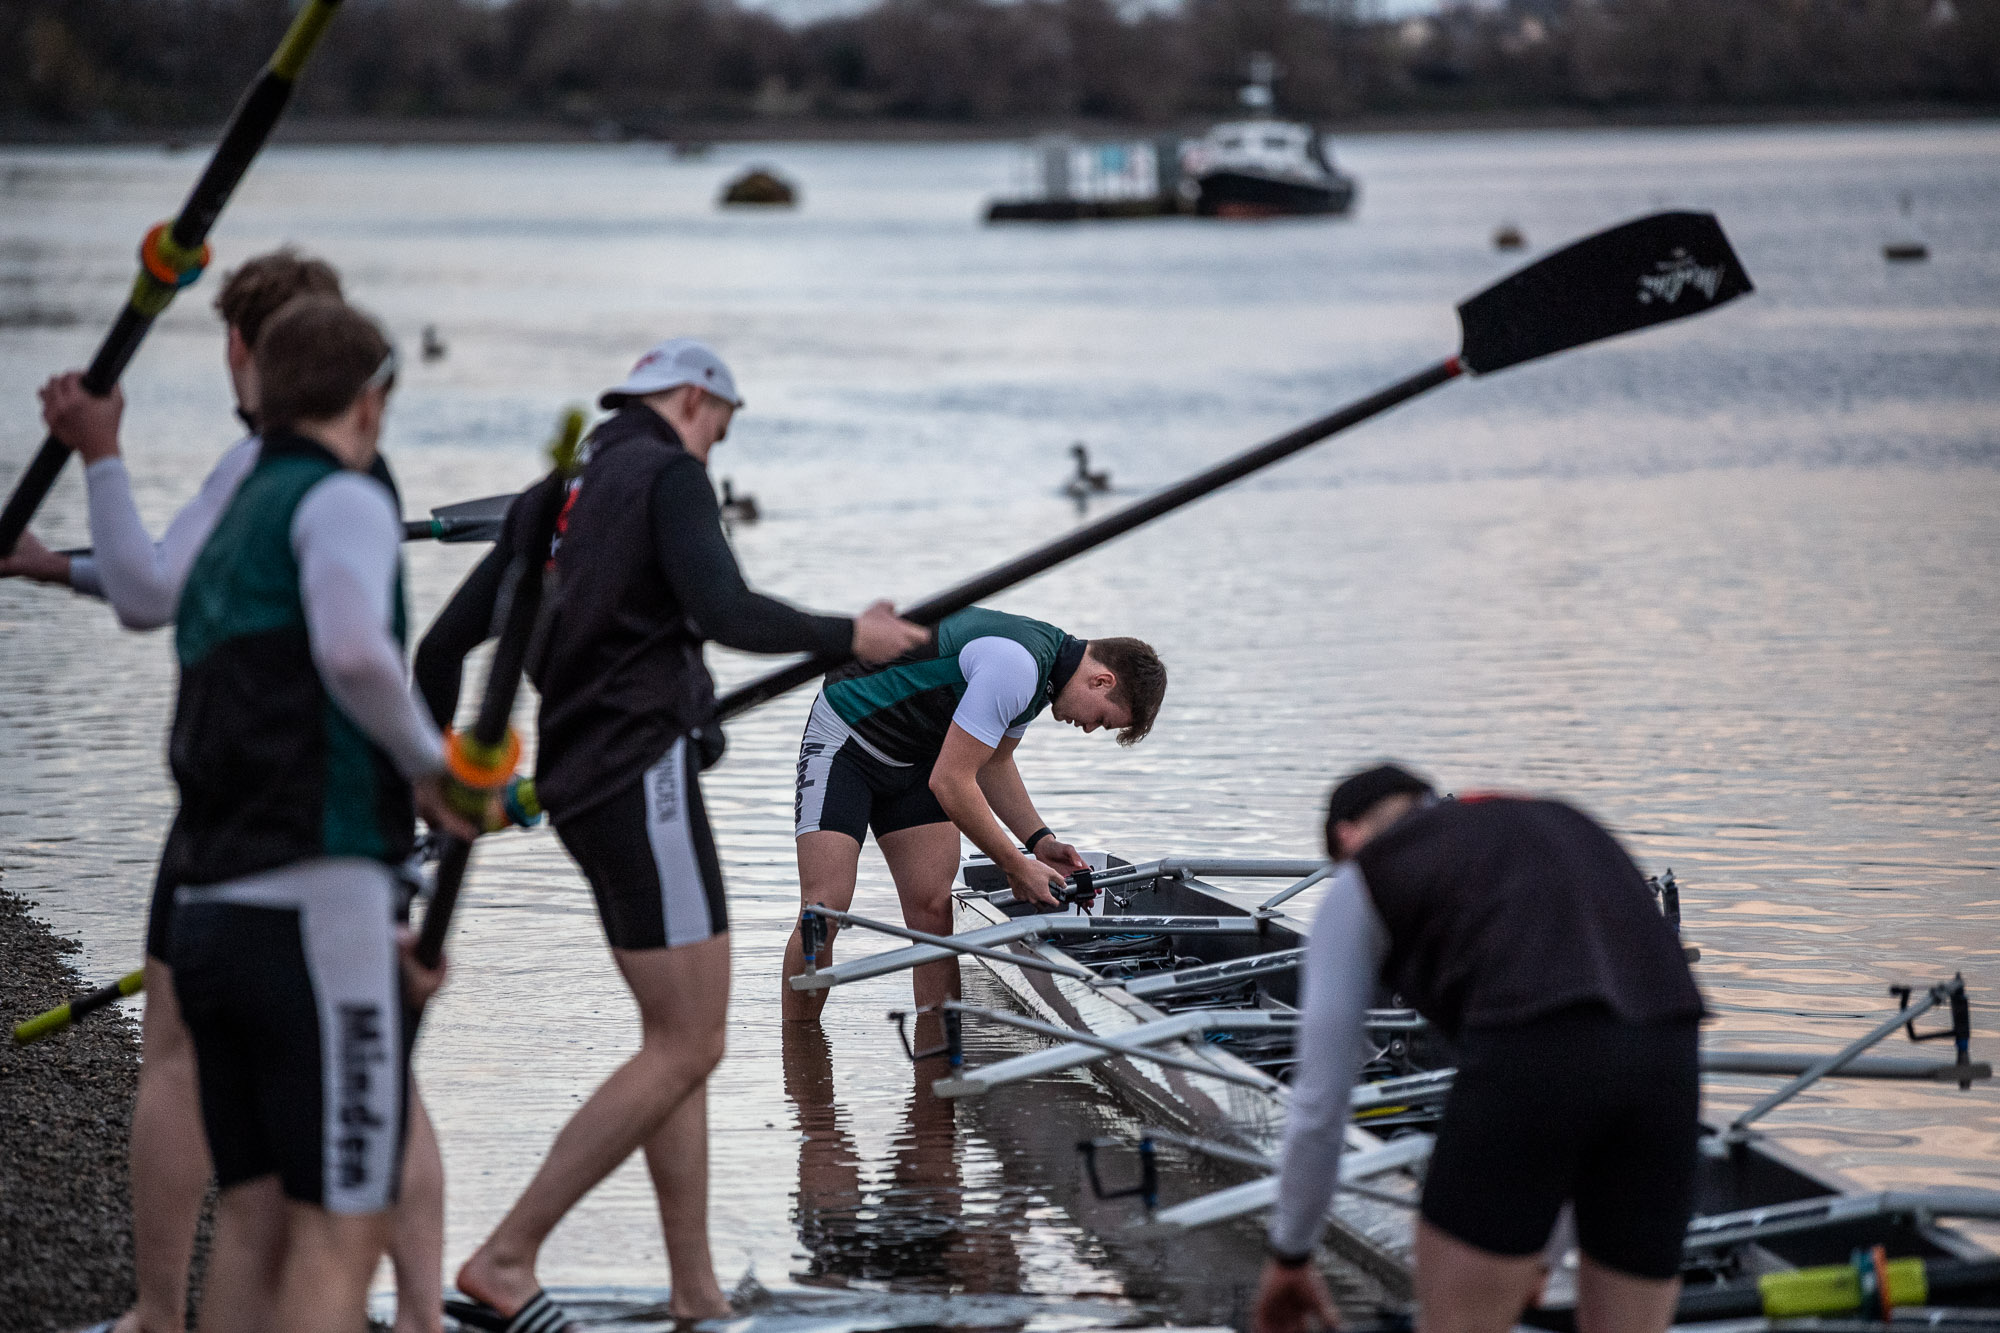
[793,694,947,843]
[172,859,410,1213]
[1419,1005,1700,1280]
[554,737,728,952]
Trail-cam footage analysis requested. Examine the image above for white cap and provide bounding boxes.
[600,338,743,410]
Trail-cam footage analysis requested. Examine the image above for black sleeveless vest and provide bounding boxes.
[1356,796,1703,1037]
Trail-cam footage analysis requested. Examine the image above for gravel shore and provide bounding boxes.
[0,883,144,1333]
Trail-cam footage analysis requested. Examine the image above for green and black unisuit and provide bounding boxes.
[822,607,1084,765]
[167,430,414,887]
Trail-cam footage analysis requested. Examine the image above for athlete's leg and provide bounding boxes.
[124,955,213,1333]
[456,933,730,1317]
[877,821,963,1012]
[782,830,862,1022]
[1412,1218,1548,1333]
[641,1083,729,1318]
[279,1203,395,1333]
[1573,1258,1678,1333]
[388,1083,445,1333]
[193,1176,287,1333]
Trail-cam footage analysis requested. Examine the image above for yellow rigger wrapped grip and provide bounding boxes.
[1759,1263,1863,1318]
[1758,1248,1928,1319]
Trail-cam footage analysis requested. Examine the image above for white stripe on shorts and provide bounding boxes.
[642,738,711,950]
[178,858,403,1214]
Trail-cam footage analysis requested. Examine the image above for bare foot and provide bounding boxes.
[455,1244,544,1319]
[666,1289,732,1321]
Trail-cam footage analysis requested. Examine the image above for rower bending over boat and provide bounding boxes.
[1256,765,1704,1333]
[166,299,471,1333]
[415,339,926,1332]
[782,608,1167,1021]
[1,252,452,1333]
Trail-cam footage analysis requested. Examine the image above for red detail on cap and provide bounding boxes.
[1454,791,1523,804]
[634,350,668,372]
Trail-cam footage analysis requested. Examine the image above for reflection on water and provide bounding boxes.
[787,1019,1026,1292]
[3,123,1999,1325]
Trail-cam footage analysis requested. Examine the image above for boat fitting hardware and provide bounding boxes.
[794,905,1098,984]
[1723,975,1973,1142]
[799,907,825,976]
[934,1002,1286,1095]
[1077,1136,1159,1212]
[1257,862,1335,914]
[888,1005,963,1068]
[1892,972,1975,1086]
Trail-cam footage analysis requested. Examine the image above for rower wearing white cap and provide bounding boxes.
[416,338,928,1332]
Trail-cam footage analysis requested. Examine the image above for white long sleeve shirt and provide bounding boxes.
[291,471,444,781]
[1267,864,1393,1258]
[72,440,259,627]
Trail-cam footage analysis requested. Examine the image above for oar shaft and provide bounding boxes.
[717,356,1462,720]
[413,481,563,970]
[12,968,145,1045]
[0,0,345,557]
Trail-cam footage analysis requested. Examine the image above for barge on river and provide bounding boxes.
[792,853,2000,1328]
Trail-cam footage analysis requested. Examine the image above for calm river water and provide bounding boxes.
[2,123,1997,1329]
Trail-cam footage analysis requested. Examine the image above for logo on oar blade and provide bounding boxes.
[1637,249,1726,305]
[1456,210,1753,376]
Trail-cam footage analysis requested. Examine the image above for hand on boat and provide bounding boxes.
[1006,857,1069,907]
[1254,1258,1340,1333]
[1032,837,1087,875]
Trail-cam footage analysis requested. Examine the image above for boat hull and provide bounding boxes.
[1194,169,1356,218]
[946,857,1996,1315]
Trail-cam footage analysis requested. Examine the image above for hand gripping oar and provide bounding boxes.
[715,210,1753,721]
[412,411,584,970]
[12,969,145,1045]
[0,0,346,558]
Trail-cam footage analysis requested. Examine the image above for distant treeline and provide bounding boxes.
[7,0,1997,132]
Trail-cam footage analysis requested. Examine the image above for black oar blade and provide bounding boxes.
[1457,211,1753,376]
[427,491,517,543]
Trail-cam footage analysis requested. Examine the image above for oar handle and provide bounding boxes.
[716,356,1462,721]
[12,968,145,1045]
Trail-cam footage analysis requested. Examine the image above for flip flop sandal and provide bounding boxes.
[446,1290,580,1333]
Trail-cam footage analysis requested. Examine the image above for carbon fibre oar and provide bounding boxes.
[0,0,346,558]
[402,491,519,543]
[715,210,1752,722]
[59,489,523,560]
[11,969,144,1046]
[412,412,583,969]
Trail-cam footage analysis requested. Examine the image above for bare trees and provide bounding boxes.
[3,0,1994,134]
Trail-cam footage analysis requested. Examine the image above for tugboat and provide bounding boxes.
[1179,55,1356,218]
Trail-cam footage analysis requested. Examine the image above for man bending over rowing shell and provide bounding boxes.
[1253,765,1704,1333]
[781,609,1167,1022]
[0,251,449,1333]
[167,297,473,1333]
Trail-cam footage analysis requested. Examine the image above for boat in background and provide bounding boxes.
[1179,55,1356,218]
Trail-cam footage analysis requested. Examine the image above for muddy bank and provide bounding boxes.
[0,884,141,1333]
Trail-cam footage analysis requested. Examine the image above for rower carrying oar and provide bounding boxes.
[714,210,1753,724]
[0,0,347,559]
